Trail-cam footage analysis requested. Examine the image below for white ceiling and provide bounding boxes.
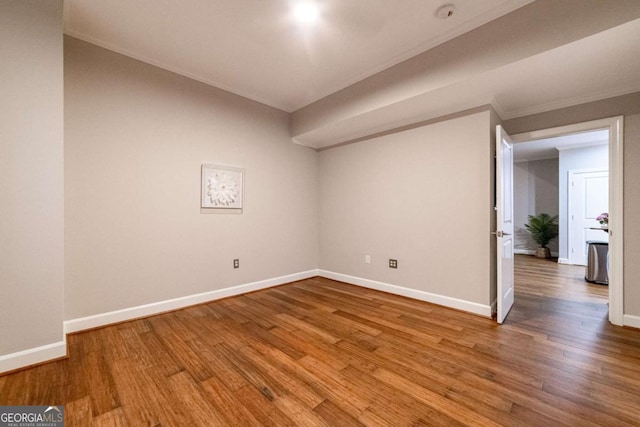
[513,129,609,163]
[294,17,640,148]
[63,0,534,112]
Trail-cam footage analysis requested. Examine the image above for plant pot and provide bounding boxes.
[535,247,551,259]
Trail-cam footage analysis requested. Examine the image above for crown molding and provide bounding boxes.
[501,81,640,120]
[293,0,536,110]
[63,30,292,113]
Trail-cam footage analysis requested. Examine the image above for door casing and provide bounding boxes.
[510,116,623,326]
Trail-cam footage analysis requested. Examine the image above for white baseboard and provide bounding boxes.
[623,314,640,329]
[64,270,318,334]
[318,270,492,318]
[557,258,571,265]
[1,270,317,374]
[514,249,559,257]
[514,249,535,255]
[0,340,66,374]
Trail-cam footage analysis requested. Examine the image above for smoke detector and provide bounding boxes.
[435,4,455,19]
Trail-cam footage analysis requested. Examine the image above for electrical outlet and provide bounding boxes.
[233,259,239,269]
[389,259,398,269]
[365,255,371,264]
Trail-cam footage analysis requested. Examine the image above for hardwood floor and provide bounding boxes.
[2,276,639,426]
[515,254,608,303]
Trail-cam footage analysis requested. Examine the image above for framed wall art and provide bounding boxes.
[201,164,244,214]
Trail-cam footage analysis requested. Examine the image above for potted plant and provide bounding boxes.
[597,212,608,227]
[524,213,559,258]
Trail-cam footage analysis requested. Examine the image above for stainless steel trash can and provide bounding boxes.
[585,241,608,285]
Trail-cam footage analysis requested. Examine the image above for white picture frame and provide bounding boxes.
[201,164,244,214]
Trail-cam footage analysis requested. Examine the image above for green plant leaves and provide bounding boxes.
[524,213,559,248]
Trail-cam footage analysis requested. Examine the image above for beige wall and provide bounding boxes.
[319,110,493,308]
[503,92,640,316]
[5,3,639,373]
[0,1,64,355]
[514,159,559,253]
[64,37,318,320]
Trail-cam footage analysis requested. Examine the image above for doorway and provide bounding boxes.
[568,169,608,266]
[499,116,624,325]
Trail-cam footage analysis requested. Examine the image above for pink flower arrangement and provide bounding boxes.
[596,212,608,225]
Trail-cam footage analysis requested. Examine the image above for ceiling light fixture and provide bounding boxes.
[435,4,455,19]
[293,1,320,25]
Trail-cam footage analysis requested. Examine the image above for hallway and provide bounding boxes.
[514,254,608,304]
[507,255,616,359]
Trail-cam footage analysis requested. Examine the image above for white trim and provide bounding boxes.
[491,99,507,121]
[514,154,558,163]
[514,249,559,257]
[567,168,608,173]
[501,81,640,120]
[623,314,640,329]
[555,140,608,151]
[511,118,617,144]
[64,270,318,334]
[609,117,625,326]
[63,30,291,113]
[318,270,492,318]
[558,258,571,265]
[286,0,536,110]
[64,1,535,113]
[512,116,624,326]
[0,340,67,374]
[514,249,535,255]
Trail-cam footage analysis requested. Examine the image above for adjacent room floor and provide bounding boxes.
[1,271,638,426]
[514,254,608,304]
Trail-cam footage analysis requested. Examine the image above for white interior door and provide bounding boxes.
[569,170,609,266]
[496,126,515,324]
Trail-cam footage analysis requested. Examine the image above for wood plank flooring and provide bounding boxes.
[515,254,608,303]
[2,276,639,426]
